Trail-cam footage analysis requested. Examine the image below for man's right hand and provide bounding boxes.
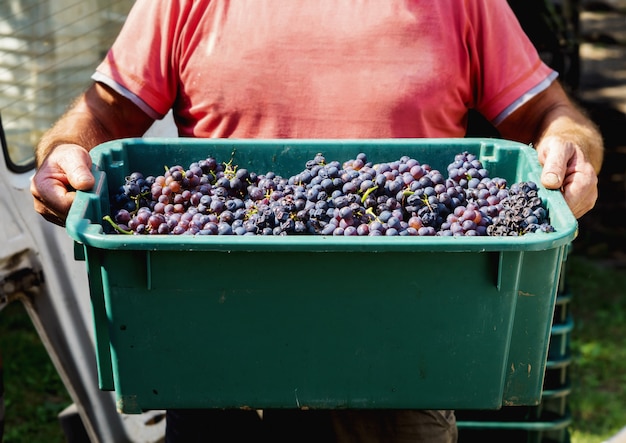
[30,144,95,226]
[31,81,155,226]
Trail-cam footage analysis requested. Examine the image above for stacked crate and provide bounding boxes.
[456,248,574,443]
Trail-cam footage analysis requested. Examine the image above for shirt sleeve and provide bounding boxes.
[93,0,189,119]
[467,0,558,124]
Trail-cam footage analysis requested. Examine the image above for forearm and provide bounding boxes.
[36,82,154,167]
[498,81,603,218]
[36,100,111,167]
[498,81,604,174]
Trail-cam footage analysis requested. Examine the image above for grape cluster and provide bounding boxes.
[105,151,555,236]
[486,181,555,236]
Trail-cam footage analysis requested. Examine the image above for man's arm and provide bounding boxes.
[31,82,155,226]
[36,82,155,165]
[496,80,603,218]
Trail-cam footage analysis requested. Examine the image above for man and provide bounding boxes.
[31,1,603,441]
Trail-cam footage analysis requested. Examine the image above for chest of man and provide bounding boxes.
[173,1,471,138]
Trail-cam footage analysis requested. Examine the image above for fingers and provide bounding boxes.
[31,144,94,226]
[560,164,598,219]
[536,135,598,219]
[59,146,95,191]
[537,136,573,190]
[31,174,74,227]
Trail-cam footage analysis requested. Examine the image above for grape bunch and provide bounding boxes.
[486,181,555,236]
[105,150,555,237]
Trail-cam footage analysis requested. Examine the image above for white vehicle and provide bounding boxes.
[0,1,170,441]
[0,115,168,443]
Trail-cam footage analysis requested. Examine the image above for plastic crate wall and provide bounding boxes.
[456,247,573,443]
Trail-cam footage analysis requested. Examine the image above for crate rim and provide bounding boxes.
[66,137,578,253]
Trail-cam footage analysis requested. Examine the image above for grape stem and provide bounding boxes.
[103,215,133,235]
[223,150,239,179]
[130,191,151,214]
[360,185,378,203]
[365,207,381,223]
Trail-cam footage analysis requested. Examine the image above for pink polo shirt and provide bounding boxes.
[94,0,556,139]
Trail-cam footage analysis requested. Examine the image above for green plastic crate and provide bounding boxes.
[66,138,577,414]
